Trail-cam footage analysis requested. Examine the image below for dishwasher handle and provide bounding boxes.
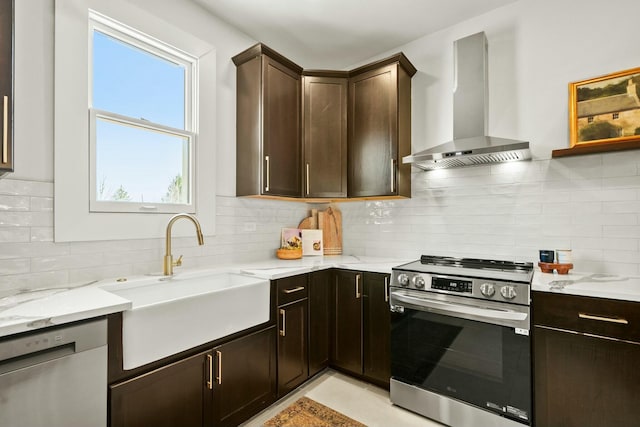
[0,318,107,375]
[0,343,76,375]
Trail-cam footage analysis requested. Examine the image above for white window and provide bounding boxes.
[89,12,197,213]
[54,0,216,242]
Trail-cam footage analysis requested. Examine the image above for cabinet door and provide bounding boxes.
[110,350,211,427]
[332,270,363,375]
[534,326,640,427]
[348,64,398,197]
[303,76,347,197]
[308,269,331,376]
[0,0,13,175]
[213,326,277,426]
[262,56,301,197]
[277,299,308,396]
[363,272,391,386]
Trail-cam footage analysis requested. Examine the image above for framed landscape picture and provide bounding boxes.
[569,66,640,148]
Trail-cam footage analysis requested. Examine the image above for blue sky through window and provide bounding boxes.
[92,30,191,204]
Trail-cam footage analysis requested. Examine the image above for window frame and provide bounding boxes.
[54,0,217,243]
[88,11,198,214]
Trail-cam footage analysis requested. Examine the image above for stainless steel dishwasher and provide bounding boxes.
[0,318,108,427]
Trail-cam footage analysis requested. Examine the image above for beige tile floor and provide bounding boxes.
[241,369,444,427]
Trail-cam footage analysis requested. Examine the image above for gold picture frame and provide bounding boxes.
[569,66,640,148]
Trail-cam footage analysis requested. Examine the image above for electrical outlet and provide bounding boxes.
[243,222,257,232]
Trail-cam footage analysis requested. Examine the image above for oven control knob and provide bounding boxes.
[412,275,426,289]
[397,273,410,287]
[500,285,517,300]
[480,283,495,297]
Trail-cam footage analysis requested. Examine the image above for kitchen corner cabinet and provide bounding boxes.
[233,43,302,198]
[532,291,640,427]
[109,326,276,427]
[308,269,331,377]
[348,55,415,198]
[302,72,348,198]
[0,0,13,176]
[332,270,391,387]
[276,275,309,396]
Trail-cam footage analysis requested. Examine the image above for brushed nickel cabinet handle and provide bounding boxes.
[206,354,213,389]
[280,308,286,336]
[306,163,310,195]
[384,276,389,302]
[283,286,305,294]
[265,155,270,192]
[2,96,7,164]
[355,274,361,299]
[215,350,222,385]
[579,313,628,324]
[390,159,396,193]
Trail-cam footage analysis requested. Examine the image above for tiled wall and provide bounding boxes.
[3,149,640,295]
[341,151,640,276]
[0,178,308,296]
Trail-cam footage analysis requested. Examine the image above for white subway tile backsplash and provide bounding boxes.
[30,227,54,242]
[30,196,53,212]
[4,154,640,291]
[0,258,30,275]
[0,227,30,243]
[0,195,30,211]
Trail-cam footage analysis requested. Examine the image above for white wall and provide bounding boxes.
[342,0,640,275]
[3,0,640,296]
[0,0,309,295]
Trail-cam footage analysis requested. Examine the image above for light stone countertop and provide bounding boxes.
[0,255,411,338]
[6,258,640,339]
[532,269,640,302]
[0,286,131,338]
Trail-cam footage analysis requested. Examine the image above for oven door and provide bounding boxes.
[390,290,531,424]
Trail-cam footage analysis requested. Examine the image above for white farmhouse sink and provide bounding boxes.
[101,271,270,370]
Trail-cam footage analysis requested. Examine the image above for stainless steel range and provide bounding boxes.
[389,255,534,427]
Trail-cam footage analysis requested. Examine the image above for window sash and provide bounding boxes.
[87,10,199,215]
[89,108,196,214]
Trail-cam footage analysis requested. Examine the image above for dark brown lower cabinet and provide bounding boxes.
[110,350,211,427]
[332,270,363,375]
[277,299,308,396]
[213,326,277,426]
[308,270,331,377]
[332,270,391,387]
[362,272,391,386]
[110,326,276,427]
[533,291,640,427]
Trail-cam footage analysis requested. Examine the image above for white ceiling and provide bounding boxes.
[194,0,519,69]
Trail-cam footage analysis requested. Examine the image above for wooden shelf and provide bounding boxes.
[552,140,640,158]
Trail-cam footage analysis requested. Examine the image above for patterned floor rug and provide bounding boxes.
[263,396,367,427]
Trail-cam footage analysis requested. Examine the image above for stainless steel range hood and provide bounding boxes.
[404,32,530,170]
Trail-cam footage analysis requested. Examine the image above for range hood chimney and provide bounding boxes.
[403,32,530,170]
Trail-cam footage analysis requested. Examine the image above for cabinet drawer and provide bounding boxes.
[276,275,308,305]
[533,291,640,342]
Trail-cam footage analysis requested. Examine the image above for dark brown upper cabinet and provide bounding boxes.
[302,72,348,198]
[0,0,13,177]
[233,44,303,198]
[233,45,416,200]
[348,55,415,198]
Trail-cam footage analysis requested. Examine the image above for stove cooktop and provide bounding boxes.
[396,255,534,284]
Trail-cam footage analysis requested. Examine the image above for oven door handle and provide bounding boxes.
[391,292,528,321]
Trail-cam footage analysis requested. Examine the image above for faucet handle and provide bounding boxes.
[173,255,183,268]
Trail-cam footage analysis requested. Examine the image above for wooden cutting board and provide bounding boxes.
[298,209,318,229]
[319,206,342,255]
